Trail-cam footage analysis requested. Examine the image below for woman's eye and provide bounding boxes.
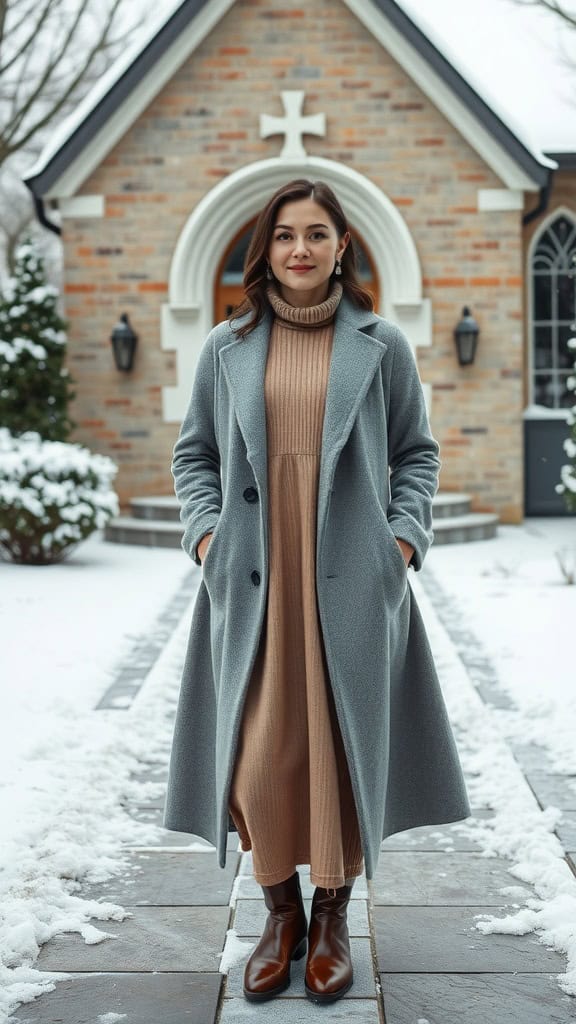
[274,232,327,241]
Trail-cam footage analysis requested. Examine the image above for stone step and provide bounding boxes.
[130,496,181,521]
[432,491,472,518]
[105,508,498,548]
[432,511,499,544]
[130,492,475,522]
[104,516,184,548]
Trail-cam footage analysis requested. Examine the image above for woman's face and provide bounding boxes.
[268,197,349,307]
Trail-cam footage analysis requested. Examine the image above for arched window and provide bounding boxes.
[214,220,379,323]
[531,212,576,409]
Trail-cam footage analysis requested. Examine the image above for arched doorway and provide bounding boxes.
[214,218,379,323]
[162,154,431,423]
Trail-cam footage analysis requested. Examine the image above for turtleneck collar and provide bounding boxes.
[266,279,343,330]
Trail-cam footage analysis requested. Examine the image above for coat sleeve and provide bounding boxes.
[171,328,222,565]
[386,326,441,572]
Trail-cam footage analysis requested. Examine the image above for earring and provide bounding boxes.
[335,257,342,276]
[266,263,273,281]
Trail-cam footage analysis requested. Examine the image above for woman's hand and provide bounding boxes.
[198,531,213,565]
[396,537,414,567]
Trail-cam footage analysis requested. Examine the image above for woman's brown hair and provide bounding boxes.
[230,178,374,339]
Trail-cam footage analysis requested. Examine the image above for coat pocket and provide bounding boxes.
[380,514,409,605]
[200,515,222,578]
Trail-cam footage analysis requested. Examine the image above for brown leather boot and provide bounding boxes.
[243,870,308,1002]
[304,883,354,1003]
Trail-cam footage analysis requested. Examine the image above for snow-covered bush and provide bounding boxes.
[0,429,119,565]
[555,336,576,513]
[0,238,76,440]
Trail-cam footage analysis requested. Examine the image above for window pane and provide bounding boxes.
[533,373,555,407]
[534,326,552,369]
[222,227,253,285]
[354,238,372,281]
[533,273,552,321]
[559,326,576,370]
[559,374,576,409]
[558,273,576,321]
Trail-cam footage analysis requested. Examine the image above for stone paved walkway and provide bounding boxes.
[8,566,576,1024]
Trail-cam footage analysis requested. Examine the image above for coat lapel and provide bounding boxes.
[219,305,273,497]
[219,295,388,513]
[320,295,387,489]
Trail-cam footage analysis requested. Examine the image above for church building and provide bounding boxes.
[23,0,576,530]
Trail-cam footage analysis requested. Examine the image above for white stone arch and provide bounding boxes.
[162,156,431,422]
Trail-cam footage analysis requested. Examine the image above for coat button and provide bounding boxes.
[243,486,259,503]
[251,570,261,586]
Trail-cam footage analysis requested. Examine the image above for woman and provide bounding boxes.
[163,179,471,1005]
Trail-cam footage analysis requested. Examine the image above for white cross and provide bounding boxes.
[260,91,326,160]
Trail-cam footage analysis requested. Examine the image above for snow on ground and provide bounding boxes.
[0,518,575,1018]
[422,517,576,997]
[426,517,576,773]
[0,534,196,1021]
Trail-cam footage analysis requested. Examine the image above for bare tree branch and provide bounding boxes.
[2,0,93,155]
[506,0,576,29]
[0,0,61,77]
[0,0,149,169]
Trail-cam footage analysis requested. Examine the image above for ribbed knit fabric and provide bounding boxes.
[228,279,365,889]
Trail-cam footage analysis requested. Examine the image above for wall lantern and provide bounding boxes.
[111,313,138,372]
[453,306,480,366]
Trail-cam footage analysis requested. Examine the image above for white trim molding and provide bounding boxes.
[58,195,105,218]
[161,156,432,422]
[477,189,524,212]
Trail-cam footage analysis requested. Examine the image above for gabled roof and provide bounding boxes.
[23,0,557,200]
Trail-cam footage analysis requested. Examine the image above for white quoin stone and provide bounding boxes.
[260,91,326,159]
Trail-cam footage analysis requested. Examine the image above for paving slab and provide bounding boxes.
[554,811,576,850]
[510,742,557,773]
[219,997,380,1021]
[370,852,525,906]
[234,871,368,900]
[9,972,222,1024]
[79,850,240,905]
[379,972,575,1024]
[232,897,369,936]
[224,937,375,999]
[380,810,493,852]
[37,905,229,972]
[124,806,241,850]
[373,906,566,972]
[524,772,576,811]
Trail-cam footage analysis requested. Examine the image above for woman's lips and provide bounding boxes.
[289,267,315,273]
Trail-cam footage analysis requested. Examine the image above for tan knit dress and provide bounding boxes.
[228,279,365,890]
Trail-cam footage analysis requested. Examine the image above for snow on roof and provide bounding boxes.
[399,0,576,155]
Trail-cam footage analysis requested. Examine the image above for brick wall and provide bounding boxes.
[63,0,528,520]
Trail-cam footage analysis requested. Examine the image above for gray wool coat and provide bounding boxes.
[163,293,471,880]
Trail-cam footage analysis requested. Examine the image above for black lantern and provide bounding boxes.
[453,306,479,366]
[111,313,138,372]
